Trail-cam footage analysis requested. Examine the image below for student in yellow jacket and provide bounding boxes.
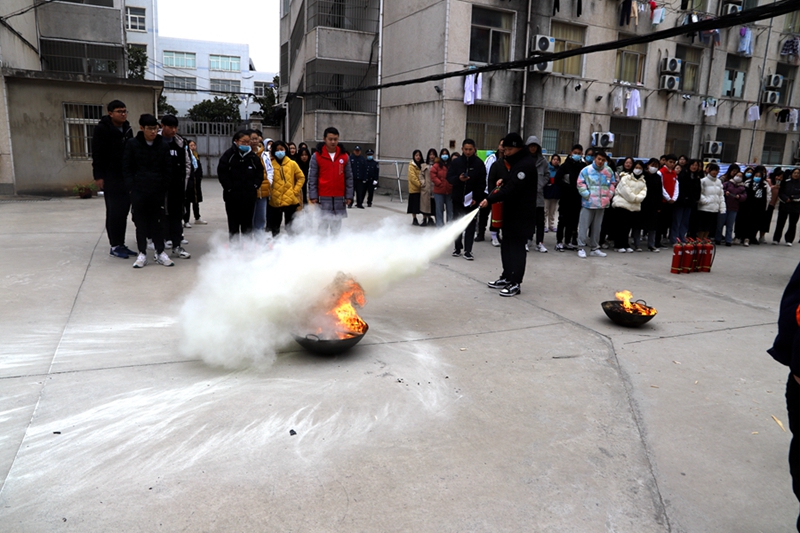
[268,140,305,236]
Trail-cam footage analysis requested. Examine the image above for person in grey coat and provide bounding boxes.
[526,136,550,253]
[307,127,354,235]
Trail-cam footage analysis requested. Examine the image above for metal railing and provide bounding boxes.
[307,0,380,33]
[376,159,407,202]
[40,39,124,77]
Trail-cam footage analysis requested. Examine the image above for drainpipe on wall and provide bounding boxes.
[519,0,532,133]
[440,0,451,151]
[152,0,158,81]
[375,0,384,156]
[747,16,774,164]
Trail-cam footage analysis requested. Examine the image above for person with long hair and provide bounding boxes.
[773,168,800,245]
[184,139,206,226]
[430,148,452,227]
[641,158,664,251]
[268,140,305,236]
[738,165,770,246]
[407,149,426,225]
[672,158,702,243]
[426,148,438,166]
[217,130,266,238]
[762,168,784,243]
[295,147,311,205]
[612,159,647,252]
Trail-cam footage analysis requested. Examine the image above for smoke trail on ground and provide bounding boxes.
[179,208,479,369]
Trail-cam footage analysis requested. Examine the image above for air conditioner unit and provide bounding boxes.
[722,3,741,15]
[660,57,682,74]
[703,157,721,164]
[529,61,553,74]
[762,90,780,104]
[591,132,614,149]
[531,35,556,54]
[766,74,784,89]
[704,141,723,155]
[659,75,680,91]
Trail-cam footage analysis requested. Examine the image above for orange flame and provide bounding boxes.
[615,290,657,316]
[327,279,368,339]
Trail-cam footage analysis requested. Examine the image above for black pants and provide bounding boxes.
[787,373,800,531]
[501,234,528,284]
[131,194,164,255]
[355,180,369,207]
[658,202,673,244]
[774,208,800,243]
[103,185,131,248]
[454,206,477,253]
[557,204,579,245]
[183,177,201,222]
[268,204,298,236]
[478,205,491,237]
[614,208,641,248]
[225,195,256,237]
[535,206,545,245]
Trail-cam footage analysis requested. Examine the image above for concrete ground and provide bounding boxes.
[0,188,797,532]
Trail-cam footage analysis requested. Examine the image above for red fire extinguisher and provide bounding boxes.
[698,239,715,273]
[681,239,695,274]
[671,240,683,274]
[693,239,705,272]
[490,197,503,230]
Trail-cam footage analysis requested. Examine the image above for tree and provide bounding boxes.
[158,94,178,117]
[254,75,280,126]
[127,45,147,80]
[187,95,241,122]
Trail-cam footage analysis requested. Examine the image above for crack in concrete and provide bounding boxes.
[621,322,773,346]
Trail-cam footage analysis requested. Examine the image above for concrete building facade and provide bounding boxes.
[280,0,800,166]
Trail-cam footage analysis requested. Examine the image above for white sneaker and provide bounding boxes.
[536,243,548,253]
[590,249,607,257]
[577,249,587,259]
[164,240,173,249]
[616,248,627,253]
[132,253,147,268]
[491,236,501,247]
[173,246,191,259]
[787,242,793,247]
[181,238,189,245]
[194,219,208,225]
[625,248,634,253]
[156,251,174,267]
[147,239,155,250]
[183,221,192,228]
[525,243,530,252]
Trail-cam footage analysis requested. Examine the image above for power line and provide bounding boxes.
[287,0,799,100]
[0,0,58,22]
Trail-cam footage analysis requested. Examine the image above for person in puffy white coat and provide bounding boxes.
[611,161,648,251]
[696,163,726,240]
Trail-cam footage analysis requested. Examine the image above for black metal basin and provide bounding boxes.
[601,301,657,328]
[293,324,369,355]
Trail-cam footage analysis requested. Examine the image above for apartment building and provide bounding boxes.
[279,0,800,166]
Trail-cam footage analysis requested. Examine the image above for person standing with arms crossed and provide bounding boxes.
[307,127,354,235]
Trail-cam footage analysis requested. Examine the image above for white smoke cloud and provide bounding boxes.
[179,208,478,369]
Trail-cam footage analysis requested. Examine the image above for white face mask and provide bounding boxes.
[648,166,658,174]
[633,168,643,176]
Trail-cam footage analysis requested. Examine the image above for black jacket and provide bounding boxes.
[769,260,800,376]
[122,132,170,197]
[554,157,585,206]
[675,169,702,208]
[487,156,505,192]
[351,155,368,182]
[743,177,769,212]
[365,159,379,183]
[642,170,663,213]
[779,178,800,214]
[91,115,133,186]
[163,134,191,214]
[446,153,486,209]
[485,151,537,239]
[217,146,264,201]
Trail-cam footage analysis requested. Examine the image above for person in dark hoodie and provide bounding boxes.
[123,114,172,268]
[92,99,135,259]
[446,138,486,260]
[218,130,265,239]
[768,262,800,532]
[554,144,587,251]
[672,158,702,243]
[159,115,192,259]
[296,147,311,205]
[480,133,537,297]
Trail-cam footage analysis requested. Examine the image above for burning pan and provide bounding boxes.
[601,301,657,328]
[293,325,369,355]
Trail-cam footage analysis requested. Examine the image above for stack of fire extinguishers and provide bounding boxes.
[670,238,716,274]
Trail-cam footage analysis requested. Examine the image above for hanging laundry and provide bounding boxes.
[553,0,559,16]
[738,27,753,57]
[747,104,761,122]
[620,0,633,26]
[612,87,625,114]
[632,1,639,26]
[790,109,799,132]
[652,7,665,26]
[778,109,791,123]
[577,0,582,17]
[464,73,482,105]
[704,104,717,117]
[626,89,641,117]
[780,36,800,58]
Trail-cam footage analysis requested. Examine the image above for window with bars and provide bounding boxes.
[41,39,123,77]
[210,79,241,94]
[280,43,289,83]
[724,54,748,98]
[469,6,513,64]
[63,103,104,160]
[125,7,146,31]
[307,0,380,33]
[210,55,240,72]
[305,59,377,113]
[716,128,741,163]
[665,123,694,158]
[615,34,647,84]
[551,22,584,77]
[542,111,580,154]
[164,76,197,91]
[762,133,786,165]
[776,63,797,107]
[742,0,759,10]
[163,51,196,69]
[465,104,510,151]
[676,45,702,93]
[609,117,641,157]
[786,10,800,32]
[681,0,707,10]
[254,82,268,97]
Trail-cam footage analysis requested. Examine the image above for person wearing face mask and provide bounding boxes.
[737,166,770,246]
[641,158,664,251]
[672,159,702,243]
[158,115,192,259]
[364,149,379,207]
[696,163,725,241]
[575,151,616,258]
[407,149,428,226]
[268,140,305,236]
[250,129,273,232]
[430,148,453,227]
[658,154,679,245]
[762,168,784,243]
[477,139,504,241]
[554,144,588,251]
[351,145,368,209]
[526,136,551,253]
[611,159,647,252]
[218,130,266,239]
[716,172,747,246]
[544,154,561,233]
[773,168,800,246]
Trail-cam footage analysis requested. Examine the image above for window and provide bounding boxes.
[59,0,114,6]
[466,104,510,150]
[551,22,585,76]
[63,103,104,160]
[615,34,647,84]
[665,123,694,159]
[282,0,291,18]
[254,82,268,96]
[762,133,786,165]
[777,63,797,106]
[676,45,702,93]
[716,128,741,163]
[305,59,377,113]
[682,0,706,10]
[469,7,513,64]
[280,43,289,83]
[164,76,196,91]
[786,11,800,33]
[41,39,123,77]
[542,111,580,154]
[125,7,146,32]
[307,0,380,33]
[723,54,748,99]
[210,79,241,94]
[742,0,759,10]
[163,51,196,69]
[210,55,241,72]
[609,117,641,157]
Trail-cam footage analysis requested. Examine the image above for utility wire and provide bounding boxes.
[0,0,59,22]
[287,0,799,100]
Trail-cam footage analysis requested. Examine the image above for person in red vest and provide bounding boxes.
[308,126,354,234]
[659,154,679,244]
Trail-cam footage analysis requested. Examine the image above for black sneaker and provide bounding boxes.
[499,283,521,297]
[109,246,129,259]
[487,278,510,289]
[474,233,485,242]
[122,245,137,256]
[452,250,461,257]
[464,252,474,260]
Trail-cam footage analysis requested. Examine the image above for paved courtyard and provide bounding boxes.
[0,188,797,532]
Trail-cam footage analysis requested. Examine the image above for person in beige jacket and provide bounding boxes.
[611,160,647,252]
[407,150,429,225]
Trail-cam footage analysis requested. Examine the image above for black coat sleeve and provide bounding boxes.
[122,139,136,193]
[91,123,110,181]
[218,151,232,191]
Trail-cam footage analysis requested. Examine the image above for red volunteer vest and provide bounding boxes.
[660,166,677,199]
[315,148,349,197]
